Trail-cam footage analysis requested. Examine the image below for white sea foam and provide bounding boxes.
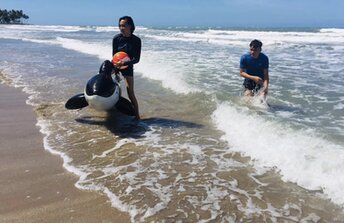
[212,102,344,205]
[0,24,89,32]
[36,118,89,186]
[136,51,201,94]
[320,28,344,34]
[334,103,344,110]
[94,26,115,32]
[2,25,343,47]
[94,26,147,33]
[144,28,344,47]
[92,138,131,158]
[55,37,110,60]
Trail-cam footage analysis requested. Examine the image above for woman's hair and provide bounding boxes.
[118,16,135,33]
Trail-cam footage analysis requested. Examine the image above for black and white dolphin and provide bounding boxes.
[65,60,135,116]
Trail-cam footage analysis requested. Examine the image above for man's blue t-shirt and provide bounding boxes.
[240,52,269,79]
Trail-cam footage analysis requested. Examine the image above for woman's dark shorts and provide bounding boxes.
[120,66,134,77]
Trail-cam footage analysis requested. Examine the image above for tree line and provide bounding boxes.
[0,9,29,24]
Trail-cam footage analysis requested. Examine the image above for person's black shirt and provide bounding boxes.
[112,33,141,67]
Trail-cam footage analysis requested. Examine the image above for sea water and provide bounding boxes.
[1,24,344,222]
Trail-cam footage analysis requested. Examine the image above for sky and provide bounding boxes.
[1,0,343,28]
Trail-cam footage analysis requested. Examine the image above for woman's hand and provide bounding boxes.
[115,61,124,69]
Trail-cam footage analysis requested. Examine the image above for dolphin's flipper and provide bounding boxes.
[65,93,89,110]
[115,97,135,116]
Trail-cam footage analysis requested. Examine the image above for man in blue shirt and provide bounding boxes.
[240,39,269,97]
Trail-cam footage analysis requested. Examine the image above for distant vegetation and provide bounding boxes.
[0,9,29,24]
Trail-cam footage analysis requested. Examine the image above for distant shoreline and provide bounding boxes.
[2,23,343,30]
[0,23,30,25]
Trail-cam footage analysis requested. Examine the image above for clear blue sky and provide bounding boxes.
[1,0,343,28]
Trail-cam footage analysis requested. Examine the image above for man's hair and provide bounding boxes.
[249,39,263,48]
[118,16,135,33]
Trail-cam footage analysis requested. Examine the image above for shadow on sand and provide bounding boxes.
[75,111,203,139]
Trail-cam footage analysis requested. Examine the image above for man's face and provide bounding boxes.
[250,46,261,58]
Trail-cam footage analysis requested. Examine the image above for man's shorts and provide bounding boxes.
[243,79,261,93]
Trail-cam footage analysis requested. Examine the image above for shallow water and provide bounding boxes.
[1,25,344,222]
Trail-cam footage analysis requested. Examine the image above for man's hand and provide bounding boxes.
[253,76,263,85]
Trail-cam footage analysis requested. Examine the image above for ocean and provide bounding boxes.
[0,24,343,222]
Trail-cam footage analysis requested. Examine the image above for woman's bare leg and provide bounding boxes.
[124,76,140,119]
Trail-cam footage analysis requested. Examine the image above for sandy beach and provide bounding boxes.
[0,83,130,223]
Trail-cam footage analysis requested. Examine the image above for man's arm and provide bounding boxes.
[263,68,269,96]
[240,68,263,85]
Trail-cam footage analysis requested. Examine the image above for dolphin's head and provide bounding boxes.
[99,60,114,77]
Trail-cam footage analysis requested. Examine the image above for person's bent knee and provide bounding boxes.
[244,89,254,96]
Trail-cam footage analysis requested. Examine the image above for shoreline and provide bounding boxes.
[0,82,130,222]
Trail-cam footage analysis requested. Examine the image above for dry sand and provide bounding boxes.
[0,83,130,223]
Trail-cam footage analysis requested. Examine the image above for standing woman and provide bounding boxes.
[113,16,141,119]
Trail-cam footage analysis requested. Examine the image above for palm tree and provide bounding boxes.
[0,9,29,24]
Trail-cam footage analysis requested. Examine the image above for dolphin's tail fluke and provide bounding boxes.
[65,93,89,110]
[115,97,135,116]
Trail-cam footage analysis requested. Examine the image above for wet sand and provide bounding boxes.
[0,83,130,223]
